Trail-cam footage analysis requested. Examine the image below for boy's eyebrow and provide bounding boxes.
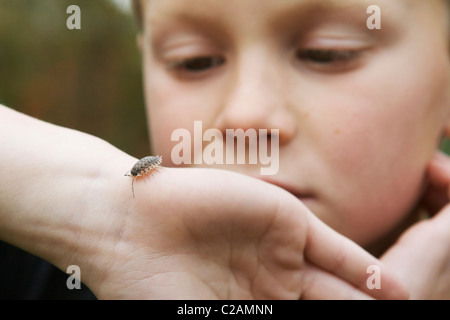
[150,0,367,22]
[264,0,408,30]
[147,0,378,24]
[147,0,407,44]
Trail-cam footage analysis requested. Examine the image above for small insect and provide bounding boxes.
[124,155,162,198]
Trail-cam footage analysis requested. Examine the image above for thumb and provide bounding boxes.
[305,213,409,300]
[422,151,450,215]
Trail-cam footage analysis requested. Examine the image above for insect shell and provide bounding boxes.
[124,155,162,198]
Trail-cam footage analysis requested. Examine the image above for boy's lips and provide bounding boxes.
[257,177,315,202]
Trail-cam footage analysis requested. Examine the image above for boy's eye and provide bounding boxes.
[296,49,361,71]
[298,49,356,63]
[167,56,226,74]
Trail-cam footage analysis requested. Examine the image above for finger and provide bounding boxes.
[421,184,447,216]
[305,213,409,300]
[301,263,373,300]
[422,152,450,214]
[430,203,450,235]
[427,151,450,191]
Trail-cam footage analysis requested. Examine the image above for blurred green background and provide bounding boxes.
[0,0,149,158]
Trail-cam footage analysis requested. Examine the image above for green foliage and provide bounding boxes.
[0,0,149,158]
[440,137,450,155]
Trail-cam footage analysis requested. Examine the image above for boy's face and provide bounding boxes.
[140,0,450,247]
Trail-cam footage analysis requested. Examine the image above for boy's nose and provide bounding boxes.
[215,54,296,145]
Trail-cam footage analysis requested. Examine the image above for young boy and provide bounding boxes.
[133,0,450,298]
[0,0,448,299]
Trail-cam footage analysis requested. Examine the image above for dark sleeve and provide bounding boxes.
[0,241,96,300]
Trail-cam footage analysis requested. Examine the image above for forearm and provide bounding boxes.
[0,105,136,288]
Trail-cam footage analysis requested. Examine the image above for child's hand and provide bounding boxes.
[381,151,450,299]
[92,167,407,300]
[0,105,407,300]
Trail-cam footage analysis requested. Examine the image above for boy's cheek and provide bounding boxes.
[317,141,424,245]
[309,108,428,245]
[146,109,209,165]
[147,113,185,162]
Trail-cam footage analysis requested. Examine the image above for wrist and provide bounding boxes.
[0,106,139,293]
[51,142,138,293]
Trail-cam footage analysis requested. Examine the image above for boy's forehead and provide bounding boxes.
[145,0,410,19]
[143,0,419,39]
[142,0,421,35]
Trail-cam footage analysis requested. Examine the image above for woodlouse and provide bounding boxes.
[124,155,162,198]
